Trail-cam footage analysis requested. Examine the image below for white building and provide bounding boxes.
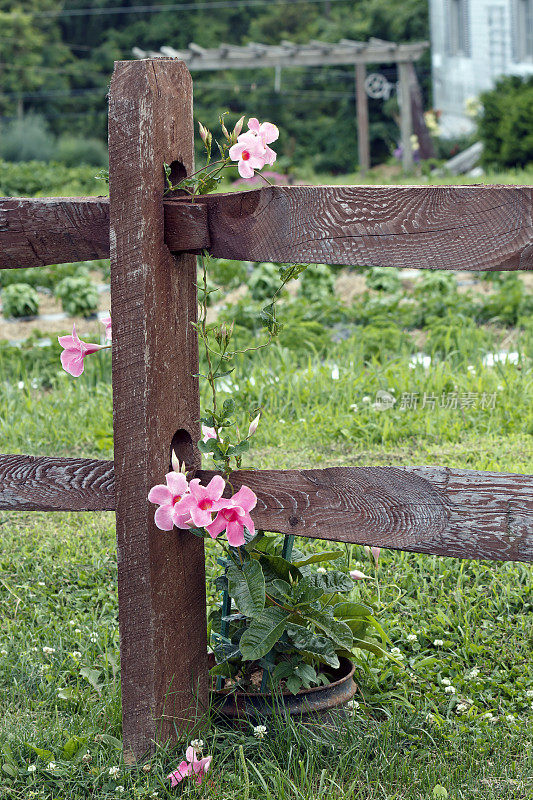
[430,0,533,136]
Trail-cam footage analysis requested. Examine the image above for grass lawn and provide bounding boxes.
[0,165,532,799]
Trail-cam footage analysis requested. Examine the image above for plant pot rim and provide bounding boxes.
[211,656,355,700]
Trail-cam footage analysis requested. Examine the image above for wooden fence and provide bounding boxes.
[0,59,532,762]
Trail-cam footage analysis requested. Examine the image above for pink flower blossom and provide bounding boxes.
[229,131,269,179]
[147,472,193,531]
[364,545,381,566]
[168,746,212,787]
[202,425,218,443]
[58,324,105,377]
[247,117,278,165]
[350,569,372,581]
[247,413,261,438]
[185,475,227,527]
[100,314,112,341]
[206,485,257,547]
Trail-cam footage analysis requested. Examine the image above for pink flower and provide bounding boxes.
[185,475,227,527]
[100,314,112,341]
[247,413,261,438]
[202,425,218,443]
[350,569,372,580]
[229,131,269,179]
[364,545,381,566]
[58,324,105,377]
[168,746,212,787]
[206,485,257,547]
[247,117,278,165]
[147,472,193,531]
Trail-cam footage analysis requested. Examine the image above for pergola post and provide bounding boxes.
[398,61,414,171]
[355,63,370,175]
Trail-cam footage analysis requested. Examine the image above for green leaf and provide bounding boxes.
[292,551,343,568]
[239,608,291,661]
[96,734,122,750]
[222,398,235,414]
[308,571,354,594]
[80,667,103,694]
[292,576,325,605]
[303,608,353,651]
[227,560,265,617]
[285,674,303,695]
[333,602,373,619]
[2,763,17,777]
[259,554,302,584]
[198,438,218,454]
[286,625,340,668]
[29,746,54,761]
[57,687,76,701]
[352,637,388,658]
[63,736,86,760]
[269,579,292,601]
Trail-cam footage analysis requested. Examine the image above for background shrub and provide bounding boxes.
[0,115,56,163]
[2,283,40,318]
[478,76,533,168]
[55,136,108,168]
[298,264,335,302]
[55,275,99,317]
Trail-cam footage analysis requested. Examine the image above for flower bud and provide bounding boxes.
[233,115,245,139]
[221,121,230,140]
[247,413,261,438]
[171,449,187,474]
[198,122,210,145]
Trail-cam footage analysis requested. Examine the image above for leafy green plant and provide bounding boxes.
[209,534,388,694]
[477,274,533,326]
[55,276,99,317]
[298,264,335,302]
[2,283,39,318]
[0,262,89,291]
[478,75,533,168]
[210,259,249,289]
[366,266,401,293]
[248,262,283,301]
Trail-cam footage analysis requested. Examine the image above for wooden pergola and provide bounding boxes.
[133,38,429,173]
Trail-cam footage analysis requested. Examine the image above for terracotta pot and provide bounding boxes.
[210,657,356,722]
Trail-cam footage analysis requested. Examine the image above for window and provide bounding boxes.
[515,0,533,60]
[448,0,470,56]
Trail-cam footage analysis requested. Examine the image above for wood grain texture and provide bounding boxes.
[109,59,208,760]
[0,197,208,268]
[165,185,533,270]
[198,467,533,563]
[0,454,114,510]
[0,454,530,562]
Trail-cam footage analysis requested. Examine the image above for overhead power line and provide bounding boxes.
[34,0,352,18]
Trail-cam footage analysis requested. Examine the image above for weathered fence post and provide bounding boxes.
[108,59,208,761]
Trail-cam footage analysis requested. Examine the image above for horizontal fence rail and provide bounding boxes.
[2,185,533,271]
[1,455,531,562]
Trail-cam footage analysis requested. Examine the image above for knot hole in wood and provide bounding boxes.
[170,428,196,472]
[165,160,187,196]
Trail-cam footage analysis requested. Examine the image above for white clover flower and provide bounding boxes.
[442,678,451,686]
[362,396,371,403]
[31,647,38,652]
[18,381,25,390]
[433,639,444,647]
[390,647,404,659]
[466,668,480,679]
[456,703,469,714]
[71,651,82,659]
[42,647,56,655]
[407,634,418,642]
[444,686,456,694]
[75,629,82,635]
[349,404,358,412]
[0,650,7,656]
[142,763,151,772]
[316,567,327,574]
[47,762,57,771]
[346,699,360,715]
[82,752,92,763]
[526,690,533,698]
[109,766,121,778]
[506,714,515,722]
[115,787,124,794]
[253,725,267,739]
[38,582,46,587]
[27,764,37,773]
[190,739,204,749]
[89,633,98,643]
[69,620,77,627]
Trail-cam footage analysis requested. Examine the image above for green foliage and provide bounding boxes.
[210,259,249,289]
[0,160,104,197]
[478,76,533,168]
[477,273,533,325]
[0,115,56,163]
[298,264,335,302]
[0,263,89,291]
[2,283,39,318]
[54,276,99,317]
[55,136,108,168]
[249,263,282,302]
[366,266,401,293]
